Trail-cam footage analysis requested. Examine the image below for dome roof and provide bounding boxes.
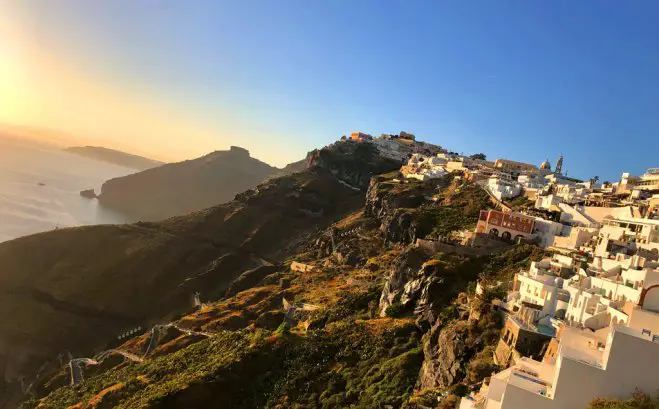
[540,159,551,170]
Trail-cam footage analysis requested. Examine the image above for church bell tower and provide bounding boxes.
[555,154,564,175]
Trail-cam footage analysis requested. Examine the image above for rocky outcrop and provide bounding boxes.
[365,174,445,244]
[379,248,427,316]
[306,142,400,190]
[418,299,503,391]
[418,320,471,390]
[225,265,281,297]
[79,189,97,199]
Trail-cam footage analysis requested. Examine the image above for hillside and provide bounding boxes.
[98,146,280,221]
[0,141,401,407]
[64,146,164,171]
[15,164,545,409]
[4,141,546,409]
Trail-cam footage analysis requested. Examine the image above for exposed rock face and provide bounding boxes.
[225,265,281,297]
[79,189,97,199]
[306,142,400,190]
[364,175,431,244]
[379,248,426,316]
[418,320,471,390]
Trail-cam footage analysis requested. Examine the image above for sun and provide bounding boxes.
[0,37,30,121]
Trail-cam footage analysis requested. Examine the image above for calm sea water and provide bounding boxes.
[0,137,136,243]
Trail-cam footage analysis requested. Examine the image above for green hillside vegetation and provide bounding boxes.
[5,146,553,409]
[589,390,659,409]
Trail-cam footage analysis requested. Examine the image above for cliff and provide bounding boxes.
[64,146,163,171]
[7,143,546,409]
[98,146,279,221]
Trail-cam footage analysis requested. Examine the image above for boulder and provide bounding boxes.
[79,189,97,199]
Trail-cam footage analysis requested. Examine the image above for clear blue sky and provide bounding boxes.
[3,0,659,181]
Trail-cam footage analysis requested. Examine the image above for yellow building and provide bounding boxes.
[494,159,538,173]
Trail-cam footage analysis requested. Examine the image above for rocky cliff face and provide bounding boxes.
[306,142,400,189]
[418,303,502,391]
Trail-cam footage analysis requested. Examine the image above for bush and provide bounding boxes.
[385,303,405,318]
[589,390,659,409]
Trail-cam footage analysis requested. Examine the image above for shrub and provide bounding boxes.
[385,303,405,318]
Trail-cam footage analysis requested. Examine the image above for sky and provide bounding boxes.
[1,1,658,180]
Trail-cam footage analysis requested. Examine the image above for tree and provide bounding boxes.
[589,390,659,409]
[470,153,487,160]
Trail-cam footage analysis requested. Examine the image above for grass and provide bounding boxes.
[22,330,265,409]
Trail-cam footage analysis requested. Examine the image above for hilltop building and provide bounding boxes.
[634,168,659,192]
[595,215,659,258]
[554,154,564,175]
[540,159,552,171]
[350,132,373,142]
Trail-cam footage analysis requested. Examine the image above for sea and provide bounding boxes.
[0,137,136,243]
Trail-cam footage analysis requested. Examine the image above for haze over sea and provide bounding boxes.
[0,136,134,242]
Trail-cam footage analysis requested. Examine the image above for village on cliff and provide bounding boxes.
[343,130,659,409]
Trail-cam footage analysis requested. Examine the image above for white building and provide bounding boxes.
[533,218,566,248]
[535,194,564,211]
[558,203,601,228]
[506,257,573,321]
[403,153,449,181]
[518,174,548,189]
[633,168,659,192]
[461,300,659,409]
[488,173,522,200]
[594,215,659,258]
[552,226,598,252]
[563,256,659,330]
[405,168,447,181]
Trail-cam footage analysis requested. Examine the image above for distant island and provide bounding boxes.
[64,146,164,171]
[97,146,283,221]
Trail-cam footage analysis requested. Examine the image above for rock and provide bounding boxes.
[79,189,97,199]
[306,142,400,190]
[418,321,470,390]
[255,311,286,330]
[278,278,291,289]
[225,265,281,297]
[378,248,426,316]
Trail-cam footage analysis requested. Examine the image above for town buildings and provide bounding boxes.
[350,131,373,142]
[461,302,659,409]
[595,215,659,257]
[476,210,535,241]
[494,159,538,174]
[487,173,522,200]
[634,168,659,191]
